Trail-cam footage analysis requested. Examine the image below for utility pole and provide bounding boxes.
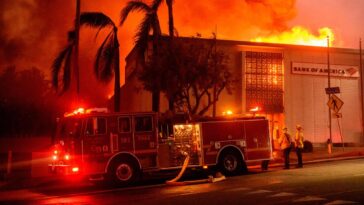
[212,26,217,117]
[327,36,332,154]
[360,39,364,139]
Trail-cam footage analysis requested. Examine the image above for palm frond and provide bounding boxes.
[151,12,161,35]
[120,0,151,26]
[67,30,76,42]
[151,0,164,10]
[94,31,115,83]
[51,43,73,92]
[62,46,73,93]
[134,15,152,55]
[99,41,115,81]
[80,12,115,29]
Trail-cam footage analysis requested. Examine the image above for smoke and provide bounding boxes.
[0,0,297,74]
[169,0,296,40]
[0,0,74,70]
[0,0,299,105]
[11,0,364,107]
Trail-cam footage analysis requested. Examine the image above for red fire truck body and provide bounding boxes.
[49,109,272,185]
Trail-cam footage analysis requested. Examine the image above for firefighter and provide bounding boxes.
[279,127,292,169]
[295,124,304,168]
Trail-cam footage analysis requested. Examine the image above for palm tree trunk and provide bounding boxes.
[168,95,174,111]
[74,0,81,95]
[152,26,160,113]
[167,0,174,38]
[152,91,160,112]
[167,0,174,111]
[114,30,120,112]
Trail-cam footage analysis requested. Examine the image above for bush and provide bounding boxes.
[303,140,313,153]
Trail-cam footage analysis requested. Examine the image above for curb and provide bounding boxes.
[266,155,364,169]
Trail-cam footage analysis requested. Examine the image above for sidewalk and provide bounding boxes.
[267,146,364,168]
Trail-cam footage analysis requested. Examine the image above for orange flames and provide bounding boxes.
[251,26,335,47]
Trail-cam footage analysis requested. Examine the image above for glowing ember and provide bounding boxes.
[251,26,335,47]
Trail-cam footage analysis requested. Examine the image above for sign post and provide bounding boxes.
[327,94,345,151]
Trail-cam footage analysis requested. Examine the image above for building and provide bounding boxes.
[119,37,364,146]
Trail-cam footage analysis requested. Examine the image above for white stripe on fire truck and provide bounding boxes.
[134,149,157,154]
[245,148,271,152]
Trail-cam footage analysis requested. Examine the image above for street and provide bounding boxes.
[1,158,364,205]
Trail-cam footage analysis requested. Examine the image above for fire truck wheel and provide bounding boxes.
[109,157,139,186]
[219,149,243,176]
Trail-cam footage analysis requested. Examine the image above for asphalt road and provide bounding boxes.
[2,158,364,205]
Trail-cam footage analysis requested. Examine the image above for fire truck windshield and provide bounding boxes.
[57,117,82,140]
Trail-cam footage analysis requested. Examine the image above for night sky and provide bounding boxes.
[0,0,363,90]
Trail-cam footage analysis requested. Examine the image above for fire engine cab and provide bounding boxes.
[49,108,272,185]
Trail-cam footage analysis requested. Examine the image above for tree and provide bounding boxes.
[79,12,121,112]
[140,36,234,118]
[120,0,162,112]
[0,66,62,137]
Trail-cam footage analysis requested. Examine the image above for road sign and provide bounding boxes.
[327,94,344,113]
[325,87,340,94]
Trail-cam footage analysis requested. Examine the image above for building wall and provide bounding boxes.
[121,38,363,144]
[284,47,363,144]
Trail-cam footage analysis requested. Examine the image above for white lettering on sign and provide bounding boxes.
[292,62,359,78]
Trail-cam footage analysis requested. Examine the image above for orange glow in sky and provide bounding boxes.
[251,26,335,47]
[1,0,363,105]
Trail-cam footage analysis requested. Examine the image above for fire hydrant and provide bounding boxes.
[327,139,332,154]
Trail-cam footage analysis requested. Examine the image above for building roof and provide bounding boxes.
[125,35,360,62]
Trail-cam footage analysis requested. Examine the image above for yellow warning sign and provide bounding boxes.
[327,94,344,113]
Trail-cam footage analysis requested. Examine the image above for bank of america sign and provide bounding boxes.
[291,62,359,78]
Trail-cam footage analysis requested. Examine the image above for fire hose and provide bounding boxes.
[165,153,226,186]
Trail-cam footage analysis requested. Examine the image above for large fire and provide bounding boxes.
[251,26,335,47]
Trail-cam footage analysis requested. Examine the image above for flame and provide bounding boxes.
[249,106,260,112]
[251,26,335,47]
[222,110,234,116]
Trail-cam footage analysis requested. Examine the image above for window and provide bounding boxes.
[245,51,284,113]
[85,117,107,135]
[118,117,131,133]
[59,118,81,138]
[135,116,153,132]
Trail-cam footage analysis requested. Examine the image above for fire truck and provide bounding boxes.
[49,108,272,185]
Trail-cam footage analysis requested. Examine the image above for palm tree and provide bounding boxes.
[120,0,162,112]
[120,0,162,56]
[79,12,121,112]
[152,0,174,38]
[52,0,81,95]
[151,0,176,111]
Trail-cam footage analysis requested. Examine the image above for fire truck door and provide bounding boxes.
[115,116,133,153]
[133,115,158,168]
[83,117,109,161]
